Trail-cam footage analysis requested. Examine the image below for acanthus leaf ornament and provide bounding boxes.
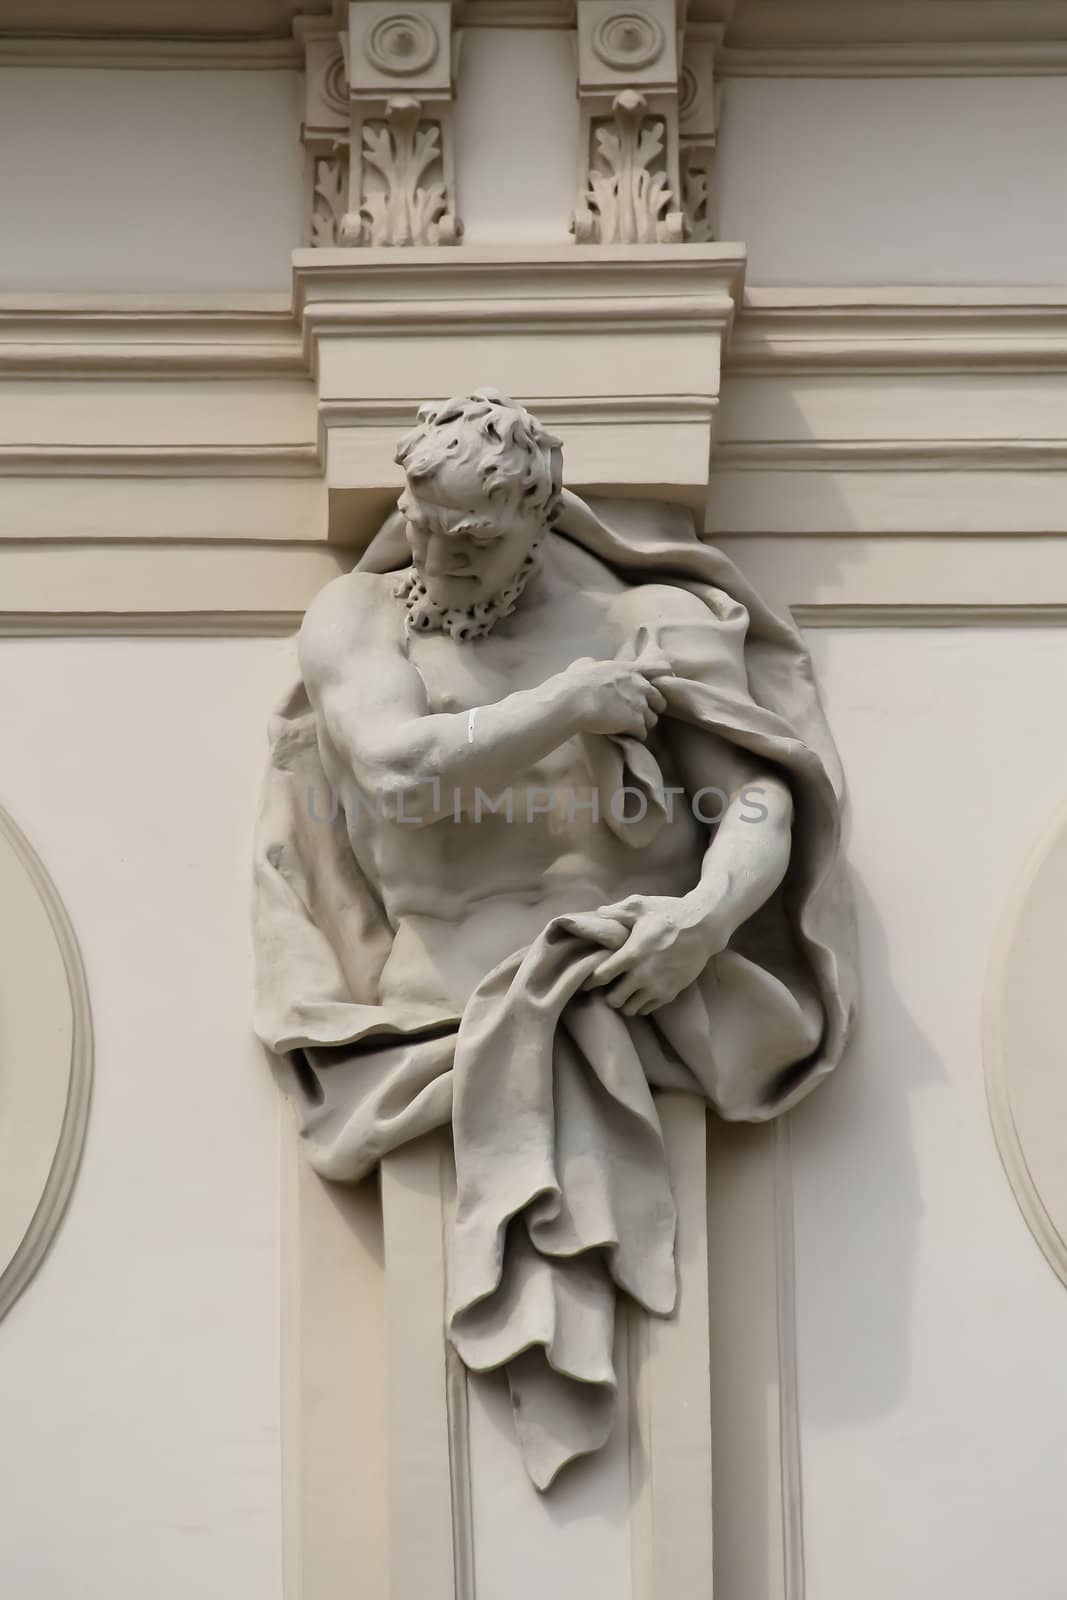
[310,150,348,247]
[574,88,684,245]
[296,2,461,249]
[573,0,685,246]
[355,96,459,247]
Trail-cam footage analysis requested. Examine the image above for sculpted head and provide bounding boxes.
[393,388,563,640]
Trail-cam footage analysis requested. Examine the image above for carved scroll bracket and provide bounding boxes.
[571,1,722,245]
[572,0,683,244]
[296,2,462,248]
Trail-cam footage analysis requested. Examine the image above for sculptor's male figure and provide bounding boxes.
[299,389,795,1020]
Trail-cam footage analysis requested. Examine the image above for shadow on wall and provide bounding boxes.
[787,869,942,1426]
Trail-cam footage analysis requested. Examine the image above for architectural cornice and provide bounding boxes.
[0,297,301,375]
[716,440,1067,473]
[293,245,746,337]
[720,40,1067,76]
[293,243,746,537]
[731,290,1067,374]
[0,444,320,477]
[3,0,1067,73]
[7,288,1067,380]
[722,0,1067,51]
[0,34,302,67]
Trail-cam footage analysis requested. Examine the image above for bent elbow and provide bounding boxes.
[738,777,792,829]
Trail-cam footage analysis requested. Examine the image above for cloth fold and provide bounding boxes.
[253,491,857,1487]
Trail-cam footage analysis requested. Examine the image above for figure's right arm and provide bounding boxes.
[298,575,668,821]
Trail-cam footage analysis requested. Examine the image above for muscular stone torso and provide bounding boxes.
[323,538,710,1010]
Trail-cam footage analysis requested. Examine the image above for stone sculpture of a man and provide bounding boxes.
[254,389,855,1489]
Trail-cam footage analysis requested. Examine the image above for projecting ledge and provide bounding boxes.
[291,244,746,544]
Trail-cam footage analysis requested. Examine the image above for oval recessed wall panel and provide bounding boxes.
[985,793,1067,1290]
[0,804,92,1321]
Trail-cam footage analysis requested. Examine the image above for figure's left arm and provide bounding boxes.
[587,730,793,1016]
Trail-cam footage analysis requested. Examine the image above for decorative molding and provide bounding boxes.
[294,242,744,536]
[11,289,1067,379]
[0,298,301,376]
[730,290,1067,375]
[0,610,302,637]
[6,32,1066,76]
[720,0,1067,52]
[793,603,1067,629]
[0,803,93,1324]
[0,443,321,476]
[6,0,1067,67]
[356,95,460,247]
[574,88,684,245]
[35,604,1055,636]
[297,2,461,249]
[716,439,1067,473]
[293,242,744,323]
[309,151,349,248]
[719,40,1067,77]
[0,33,303,67]
[573,0,684,245]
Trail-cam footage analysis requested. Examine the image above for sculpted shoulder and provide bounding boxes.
[299,570,403,686]
[611,579,713,629]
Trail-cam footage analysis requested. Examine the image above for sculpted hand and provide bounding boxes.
[583,893,727,1016]
[561,651,671,740]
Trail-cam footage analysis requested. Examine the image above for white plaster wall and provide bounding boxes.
[0,637,296,1598]
[0,70,304,291]
[455,29,578,244]
[790,628,1067,1599]
[719,77,1067,284]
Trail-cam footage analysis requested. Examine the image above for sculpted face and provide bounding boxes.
[392,388,562,641]
[400,463,544,614]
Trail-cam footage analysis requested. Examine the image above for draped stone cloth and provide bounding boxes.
[253,492,856,1488]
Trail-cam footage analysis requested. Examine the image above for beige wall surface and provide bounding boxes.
[0,638,295,1598]
[719,77,1067,285]
[0,69,304,291]
[5,30,1067,1600]
[455,29,578,245]
[790,626,1067,1600]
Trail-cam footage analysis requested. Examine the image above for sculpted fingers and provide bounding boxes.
[604,970,645,1009]
[585,941,635,988]
[594,896,642,926]
[622,991,657,1017]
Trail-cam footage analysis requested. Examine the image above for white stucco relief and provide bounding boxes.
[299,2,462,247]
[253,389,856,1489]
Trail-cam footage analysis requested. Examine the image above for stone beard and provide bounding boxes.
[394,533,544,642]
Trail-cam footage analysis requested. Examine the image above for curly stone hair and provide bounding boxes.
[394,387,563,523]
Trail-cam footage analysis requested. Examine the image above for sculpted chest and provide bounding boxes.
[406,599,621,714]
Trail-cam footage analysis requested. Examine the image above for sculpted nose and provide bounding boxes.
[423,538,450,577]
